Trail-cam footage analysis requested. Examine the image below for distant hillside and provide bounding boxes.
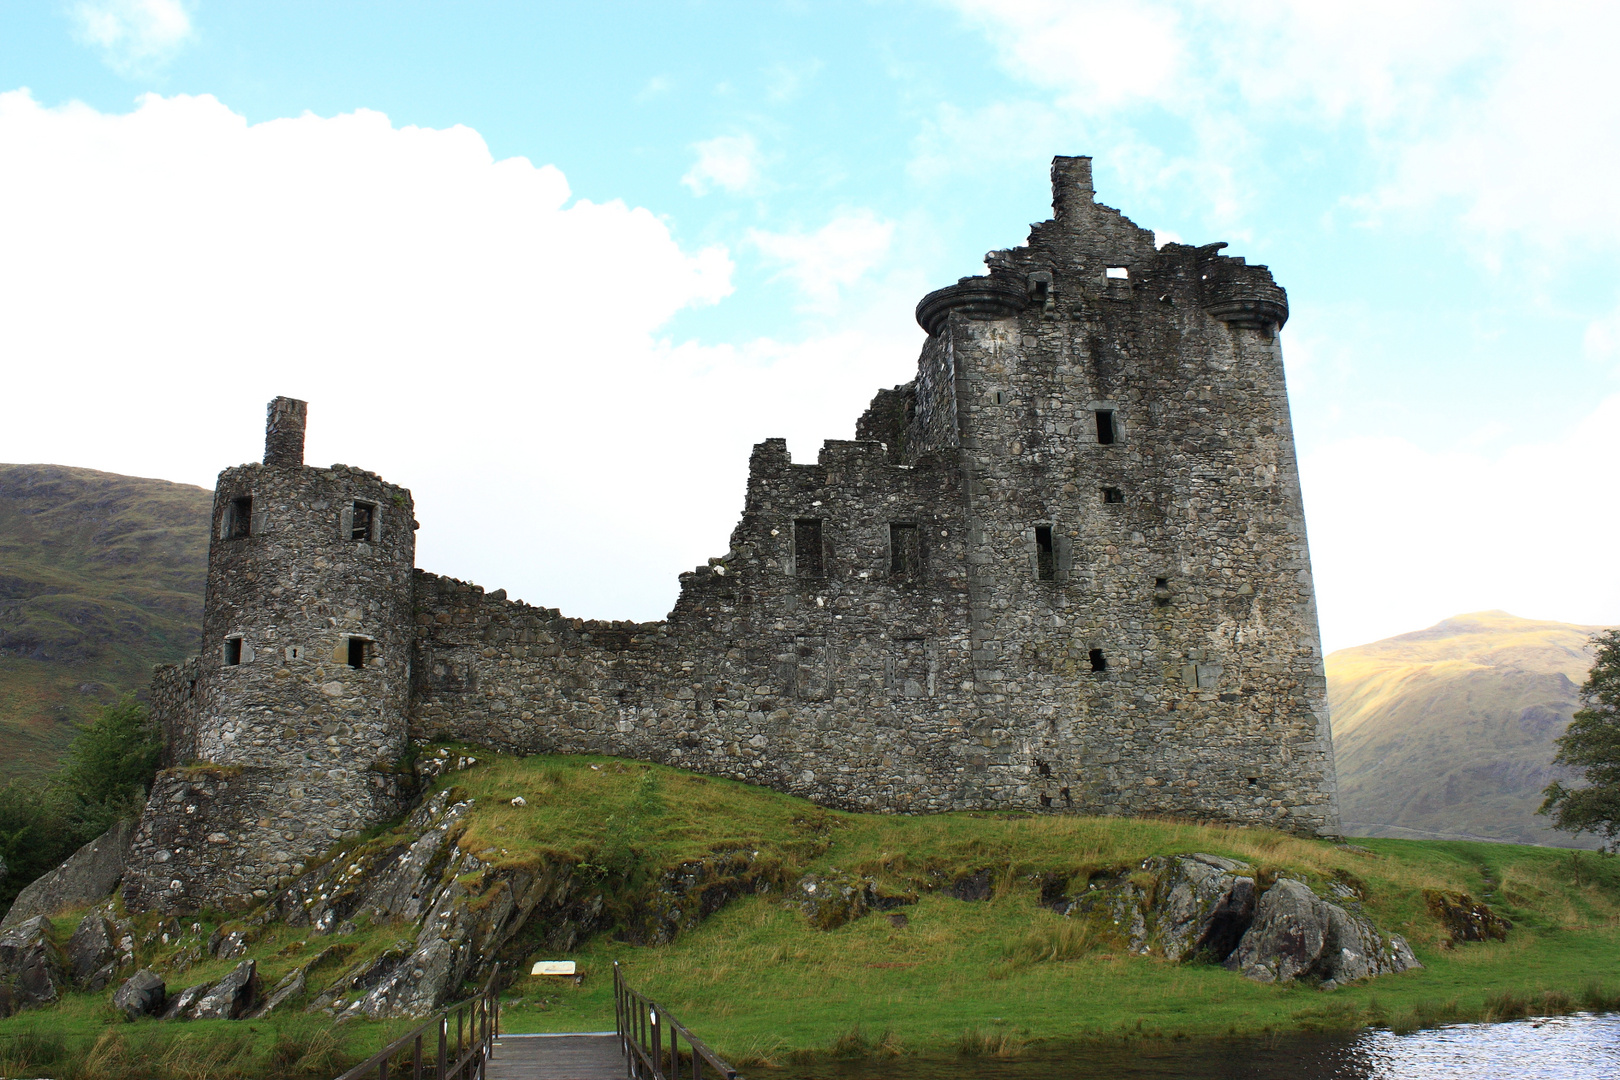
[1328,610,1611,848]
[0,464,211,780]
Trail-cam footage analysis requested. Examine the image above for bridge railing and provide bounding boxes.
[334,964,500,1080]
[615,961,739,1080]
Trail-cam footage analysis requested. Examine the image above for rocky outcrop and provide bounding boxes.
[66,913,117,991]
[1,819,135,930]
[113,969,166,1019]
[0,916,64,1010]
[1424,890,1511,943]
[162,982,208,1019]
[248,965,306,1019]
[790,870,915,930]
[189,960,257,1019]
[1049,854,1419,987]
[247,789,772,1019]
[1231,878,1418,985]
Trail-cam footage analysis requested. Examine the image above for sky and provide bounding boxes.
[1,0,1617,653]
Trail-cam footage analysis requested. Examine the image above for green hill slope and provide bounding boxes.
[1327,611,1612,848]
[0,464,211,780]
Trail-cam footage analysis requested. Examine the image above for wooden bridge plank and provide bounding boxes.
[487,1034,626,1080]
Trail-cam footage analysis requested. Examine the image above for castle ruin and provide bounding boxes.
[125,157,1339,913]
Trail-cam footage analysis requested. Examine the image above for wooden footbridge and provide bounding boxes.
[334,964,740,1080]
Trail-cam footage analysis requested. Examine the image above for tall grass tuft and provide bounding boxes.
[1009,916,1099,964]
[957,1026,1026,1058]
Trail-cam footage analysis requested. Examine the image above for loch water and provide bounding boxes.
[767,1013,1620,1079]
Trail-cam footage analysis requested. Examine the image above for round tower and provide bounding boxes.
[196,396,416,777]
[125,397,420,911]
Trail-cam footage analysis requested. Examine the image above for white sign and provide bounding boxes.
[531,961,577,976]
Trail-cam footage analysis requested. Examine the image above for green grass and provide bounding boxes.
[6,751,1619,1074]
[445,754,1620,1063]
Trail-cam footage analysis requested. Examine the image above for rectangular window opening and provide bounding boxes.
[1106,266,1130,280]
[890,523,921,578]
[226,496,252,539]
[1035,525,1055,581]
[1089,648,1108,673]
[1102,486,1123,503]
[350,501,376,542]
[794,519,824,578]
[1095,410,1117,445]
[347,636,368,670]
[223,637,243,666]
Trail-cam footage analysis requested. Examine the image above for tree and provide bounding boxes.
[1541,629,1620,852]
[53,694,163,845]
[0,695,161,913]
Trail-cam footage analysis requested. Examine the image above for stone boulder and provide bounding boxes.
[189,960,257,1019]
[208,927,250,959]
[1047,854,1419,987]
[161,982,208,1019]
[112,969,166,1019]
[0,915,65,1009]
[1230,878,1419,985]
[67,913,117,991]
[1055,854,1253,957]
[0,819,135,930]
[1151,854,1256,962]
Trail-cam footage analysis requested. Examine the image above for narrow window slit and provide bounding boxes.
[223,637,243,666]
[1089,648,1108,672]
[1095,410,1117,445]
[347,637,368,669]
[890,523,921,578]
[794,519,824,578]
[1035,525,1055,581]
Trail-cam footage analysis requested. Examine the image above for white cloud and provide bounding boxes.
[944,0,1620,254]
[1301,394,1620,652]
[0,90,933,623]
[1584,303,1620,366]
[748,211,896,310]
[70,0,195,74]
[681,134,763,196]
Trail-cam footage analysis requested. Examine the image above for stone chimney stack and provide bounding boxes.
[1051,155,1095,223]
[264,396,307,468]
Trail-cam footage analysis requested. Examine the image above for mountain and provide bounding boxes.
[1327,610,1610,848]
[0,464,211,781]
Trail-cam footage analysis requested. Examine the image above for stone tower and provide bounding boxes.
[124,398,417,911]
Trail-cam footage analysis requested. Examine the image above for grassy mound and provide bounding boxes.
[455,753,1620,1061]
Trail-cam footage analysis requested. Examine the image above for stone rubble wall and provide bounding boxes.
[122,766,411,912]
